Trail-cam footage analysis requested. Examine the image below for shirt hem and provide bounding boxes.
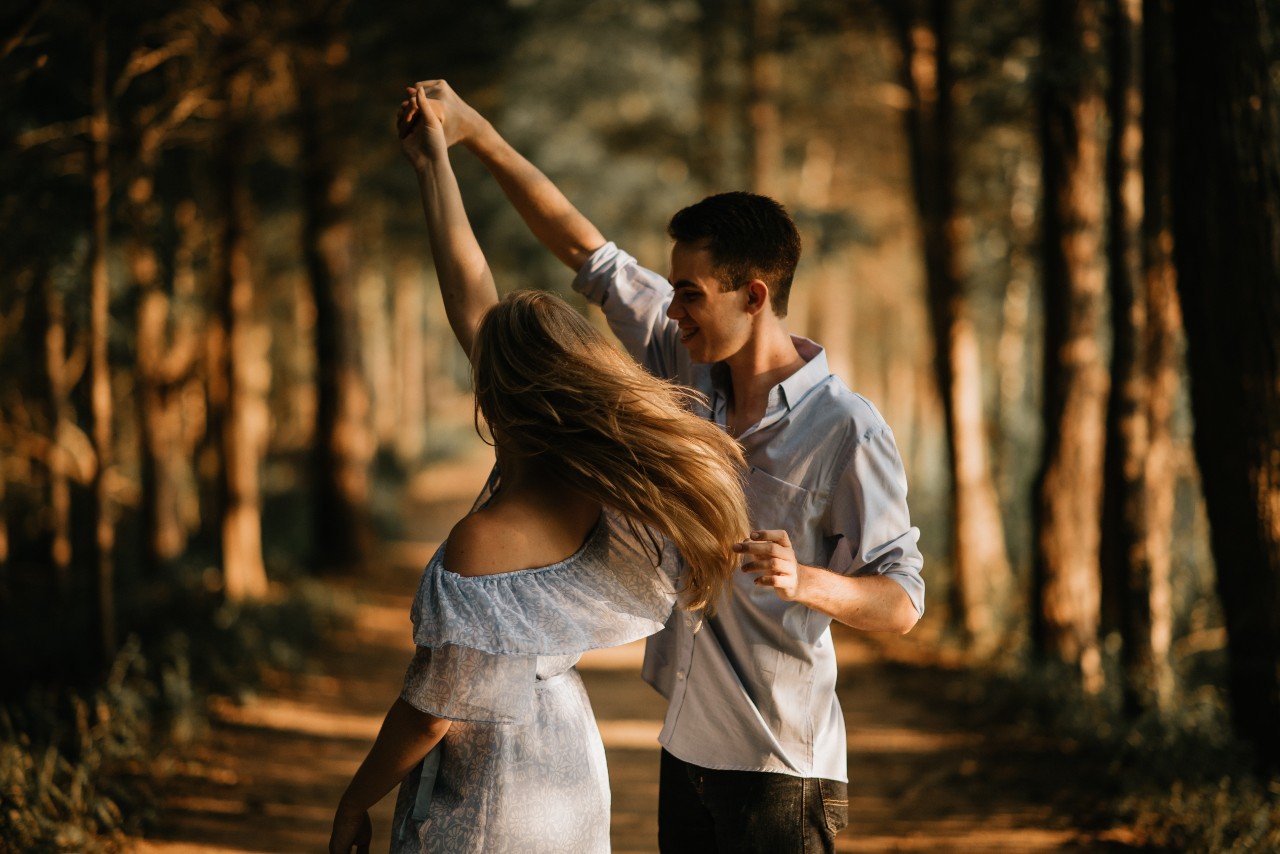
[659,738,849,784]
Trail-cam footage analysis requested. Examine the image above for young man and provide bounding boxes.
[403,81,925,853]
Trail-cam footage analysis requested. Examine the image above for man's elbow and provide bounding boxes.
[895,595,922,635]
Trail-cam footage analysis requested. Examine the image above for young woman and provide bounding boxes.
[326,92,749,854]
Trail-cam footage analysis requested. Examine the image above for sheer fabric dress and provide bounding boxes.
[389,480,676,853]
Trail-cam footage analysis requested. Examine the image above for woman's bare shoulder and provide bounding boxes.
[442,511,519,578]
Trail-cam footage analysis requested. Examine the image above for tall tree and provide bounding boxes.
[88,0,116,664]
[895,0,1014,652]
[211,54,268,602]
[1173,0,1280,769]
[128,73,205,575]
[695,0,750,191]
[1133,0,1179,716]
[295,0,373,572]
[39,265,72,592]
[744,0,784,197]
[1033,0,1107,691]
[1100,0,1175,715]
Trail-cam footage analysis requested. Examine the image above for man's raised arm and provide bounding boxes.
[411,80,605,273]
[399,85,499,359]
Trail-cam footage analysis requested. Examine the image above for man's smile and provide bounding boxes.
[679,326,700,343]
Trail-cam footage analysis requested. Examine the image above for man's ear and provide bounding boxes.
[744,279,770,316]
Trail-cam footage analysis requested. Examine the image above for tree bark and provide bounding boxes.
[1101,0,1175,716]
[744,0,783,196]
[1033,0,1108,691]
[297,17,372,572]
[1134,0,1178,718]
[695,0,750,191]
[39,266,72,591]
[895,0,1014,653]
[88,0,116,665]
[213,67,268,602]
[1173,0,1280,769]
[131,162,197,574]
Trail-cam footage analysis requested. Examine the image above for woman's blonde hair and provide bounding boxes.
[471,290,749,611]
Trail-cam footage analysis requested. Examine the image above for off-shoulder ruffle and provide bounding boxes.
[400,509,678,724]
[409,509,677,657]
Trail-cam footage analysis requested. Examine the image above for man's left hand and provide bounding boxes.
[735,529,802,601]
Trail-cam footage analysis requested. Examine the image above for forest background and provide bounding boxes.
[2,0,1278,850]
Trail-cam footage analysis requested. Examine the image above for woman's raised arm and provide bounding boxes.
[398,85,498,361]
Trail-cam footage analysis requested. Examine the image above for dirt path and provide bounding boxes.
[138,459,1134,853]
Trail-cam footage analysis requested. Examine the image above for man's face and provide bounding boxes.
[666,241,753,364]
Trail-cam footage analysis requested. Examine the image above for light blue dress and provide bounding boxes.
[390,486,677,854]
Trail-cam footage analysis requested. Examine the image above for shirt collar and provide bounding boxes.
[778,336,829,411]
[709,335,830,422]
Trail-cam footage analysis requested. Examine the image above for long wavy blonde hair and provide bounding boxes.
[471,290,749,611]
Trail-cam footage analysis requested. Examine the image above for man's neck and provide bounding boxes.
[723,321,806,409]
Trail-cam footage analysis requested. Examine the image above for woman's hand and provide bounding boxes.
[328,802,373,854]
[397,84,448,172]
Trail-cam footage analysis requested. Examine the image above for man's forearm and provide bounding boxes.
[795,566,920,634]
[466,123,606,272]
[340,698,450,813]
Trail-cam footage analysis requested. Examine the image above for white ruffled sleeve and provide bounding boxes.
[399,510,676,724]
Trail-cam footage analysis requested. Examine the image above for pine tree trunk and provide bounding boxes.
[1173,0,1280,769]
[896,0,1014,652]
[130,164,189,573]
[40,267,72,591]
[1136,0,1178,718]
[215,69,268,602]
[1033,0,1107,691]
[695,0,750,190]
[298,24,372,572]
[1101,0,1174,716]
[88,0,116,665]
[745,0,783,196]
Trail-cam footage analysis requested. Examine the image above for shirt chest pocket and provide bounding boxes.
[744,466,818,565]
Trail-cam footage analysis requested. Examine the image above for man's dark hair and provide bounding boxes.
[667,191,802,317]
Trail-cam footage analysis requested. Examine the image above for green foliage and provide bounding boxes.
[0,581,349,852]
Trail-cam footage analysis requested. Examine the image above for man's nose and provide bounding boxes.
[666,300,683,320]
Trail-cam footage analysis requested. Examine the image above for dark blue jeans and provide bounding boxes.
[657,749,848,853]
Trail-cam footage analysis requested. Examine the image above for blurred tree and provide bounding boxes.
[1101,0,1177,717]
[1032,0,1106,691]
[895,0,1014,653]
[87,0,116,664]
[120,4,209,574]
[745,0,783,196]
[694,0,749,191]
[1132,0,1179,715]
[295,0,373,572]
[38,264,73,592]
[1173,0,1280,769]
[210,21,268,602]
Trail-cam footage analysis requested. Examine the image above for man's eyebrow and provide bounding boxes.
[670,279,702,290]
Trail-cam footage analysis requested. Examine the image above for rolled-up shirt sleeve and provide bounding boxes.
[572,241,683,379]
[825,426,925,616]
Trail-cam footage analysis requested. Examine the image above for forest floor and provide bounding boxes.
[134,451,1142,853]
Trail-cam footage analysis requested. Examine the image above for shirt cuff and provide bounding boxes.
[571,240,621,307]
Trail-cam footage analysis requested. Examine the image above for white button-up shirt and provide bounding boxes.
[574,242,925,782]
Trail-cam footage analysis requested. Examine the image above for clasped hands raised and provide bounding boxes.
[396,79,489,170]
